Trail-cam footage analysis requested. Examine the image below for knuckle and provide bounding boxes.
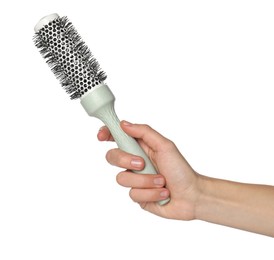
[105,148,118,165]
[106,149,131,168]
[129,188,136,201]
[141,123,152,132]
[105,149,112,163]
[116,171,126,186]
[164,139,176,151]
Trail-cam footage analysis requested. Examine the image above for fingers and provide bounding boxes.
[116,171,166,188]
[106,148,145,171]
[117,171,169,203]
[106,143,170,202]
[98,121,172,203]
[129,187,170,203]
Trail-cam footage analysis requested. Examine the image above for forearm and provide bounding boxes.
[195,175,274,237]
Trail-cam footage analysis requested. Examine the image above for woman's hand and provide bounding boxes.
[97,120,201,220]
[98,120,274,237]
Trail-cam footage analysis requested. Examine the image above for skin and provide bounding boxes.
[97,120,274,237]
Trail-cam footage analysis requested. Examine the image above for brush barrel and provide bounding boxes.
[81,84,170,205]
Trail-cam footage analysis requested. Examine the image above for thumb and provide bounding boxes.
[120,120,171,152]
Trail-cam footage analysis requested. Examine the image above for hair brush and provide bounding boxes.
[33,13,170,205]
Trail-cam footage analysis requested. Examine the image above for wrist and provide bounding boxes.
[194,175,229,223]
[194,174,213,221]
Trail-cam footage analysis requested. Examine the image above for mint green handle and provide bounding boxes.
[81,84,170,205]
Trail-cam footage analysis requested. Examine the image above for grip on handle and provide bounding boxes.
[81,84,170,205]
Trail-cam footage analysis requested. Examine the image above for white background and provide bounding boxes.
[0,0,273,259]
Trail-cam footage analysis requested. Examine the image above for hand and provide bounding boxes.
[97,120,274,236]
[97,120,201,220]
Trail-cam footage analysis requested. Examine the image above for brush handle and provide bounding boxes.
[81,84,170,205]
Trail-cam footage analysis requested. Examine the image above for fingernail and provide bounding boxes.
[122,120,132,126]
[160,190,169,198]
[131,159,143,168]
[153,177,165,186]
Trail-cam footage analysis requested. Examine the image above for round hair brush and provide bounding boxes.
[34,13,170,205]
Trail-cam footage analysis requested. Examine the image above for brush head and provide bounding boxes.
[34,14,107,99]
